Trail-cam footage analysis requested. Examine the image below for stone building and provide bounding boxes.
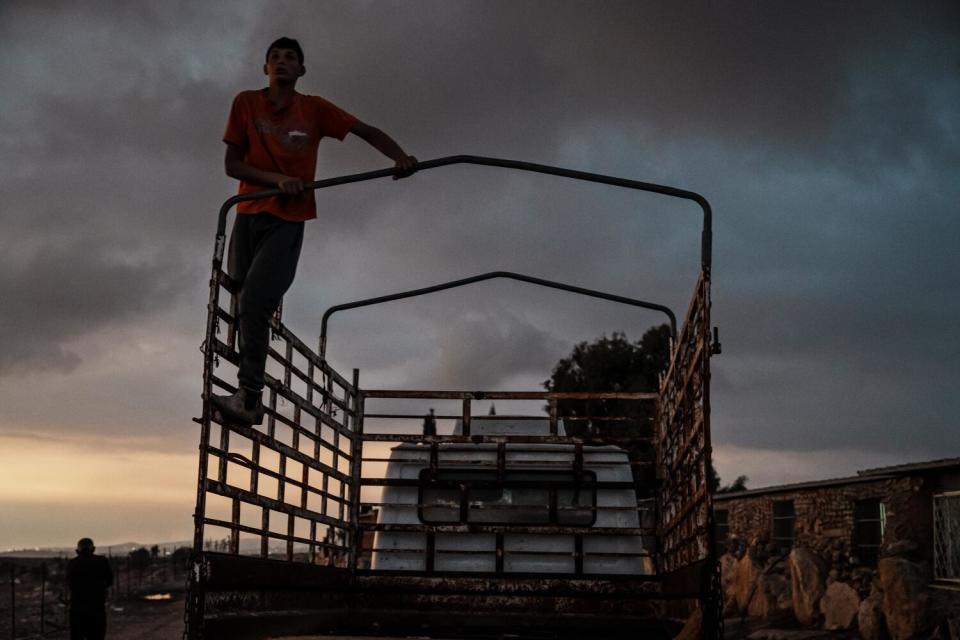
[713,457,960,639]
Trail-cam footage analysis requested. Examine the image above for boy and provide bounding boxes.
[213,37,417,425]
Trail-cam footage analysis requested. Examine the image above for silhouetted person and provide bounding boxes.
[67,538,113,640]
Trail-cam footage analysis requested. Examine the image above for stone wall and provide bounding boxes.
[714,473,958,638]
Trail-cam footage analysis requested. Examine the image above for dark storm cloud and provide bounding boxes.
[240,1,960,151]
[0,234,192,375]
[0,0,957,471]
[409,308,567,389]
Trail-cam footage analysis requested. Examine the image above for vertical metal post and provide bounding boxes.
[574,534,584,576]
[217,426,229,484]
[261,508,269,558]
[230,498,240,554]
[286,513,294,561]
[495,532,504,574]
[425,533,435,573]
[462,398,472,437]
[348,368,363,572]
[10,564,15,640]
[40,563,46,636]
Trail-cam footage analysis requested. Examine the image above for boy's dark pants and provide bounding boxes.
[228,212,305,393]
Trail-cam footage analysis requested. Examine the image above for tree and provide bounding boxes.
[543,325,672,496]
[543,325,671,438]
[717,475,748,493]
[128,547,151,573]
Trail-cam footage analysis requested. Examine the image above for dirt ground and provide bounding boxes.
[41,594,185,640]
[33,593,855,640]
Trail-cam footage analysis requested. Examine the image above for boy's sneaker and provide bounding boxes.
[210,387,265,426]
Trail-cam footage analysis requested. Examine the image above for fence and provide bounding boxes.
[0,552,188,640]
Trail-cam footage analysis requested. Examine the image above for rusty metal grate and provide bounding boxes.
[192,271,360,566]
[188,155,720,639]
[357,389,658,577]
[656,273,713,575]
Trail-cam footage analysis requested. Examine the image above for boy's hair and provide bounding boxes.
[266,37,304,65]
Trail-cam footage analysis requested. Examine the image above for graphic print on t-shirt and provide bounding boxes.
[254,118,313,152]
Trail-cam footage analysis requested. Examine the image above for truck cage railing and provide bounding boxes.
[188,156,719,639]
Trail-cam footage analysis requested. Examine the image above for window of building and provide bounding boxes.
[934,492,960,582]
[419,470,597,526]
[715,508,729,555]
[772,500,795,552]
[853,498,885,566]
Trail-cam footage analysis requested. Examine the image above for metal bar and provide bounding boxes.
[363,389,657,400]
[549,398,558,435]
[211,339,357,422]
[575,534,584,575]
[201,445,347,506]
[363,412,642,421]
[10,564,15,640]
[496,532,505,574]
[40,562,46,636]
[200,517,347,552]
[260,506,269,557]
[277,454,286,505]
[210,423,352,483]
[425,533,435,572]
[363,478,637,490]
[359,457,655,466]
[348,369,363,573]
[214,154,711,272]
[300,464,309,511]
[458,484,469,523]
[286,513,294,561]
[360,501,641,512]
[360,434,654,445]
[462,398,471,437]
[496,442,505,483]
[267,385,277,440]
[320,270,677,357]
[205,480,350,532]
[230,497,240,554]
[368,524,650,535]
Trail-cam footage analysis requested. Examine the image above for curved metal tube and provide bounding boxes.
[319,271,676,359]
[214,154,713,272]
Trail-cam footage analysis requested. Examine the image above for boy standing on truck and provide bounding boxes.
[212,37,417,425]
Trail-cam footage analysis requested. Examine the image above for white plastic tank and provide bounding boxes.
[371,417,654,575]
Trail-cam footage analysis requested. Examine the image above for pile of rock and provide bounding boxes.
[719,540,949,639]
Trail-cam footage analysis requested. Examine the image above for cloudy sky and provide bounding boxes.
[1,1,958,550]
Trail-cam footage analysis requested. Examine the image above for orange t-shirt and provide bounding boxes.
[223,89,358,221]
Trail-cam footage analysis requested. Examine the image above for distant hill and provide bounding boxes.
[1,539,193,558]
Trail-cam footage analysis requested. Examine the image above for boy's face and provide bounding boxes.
[264,47,304,84]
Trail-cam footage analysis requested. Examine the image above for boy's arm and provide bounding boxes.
[350,121,417,179]
[224,143,305,194]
